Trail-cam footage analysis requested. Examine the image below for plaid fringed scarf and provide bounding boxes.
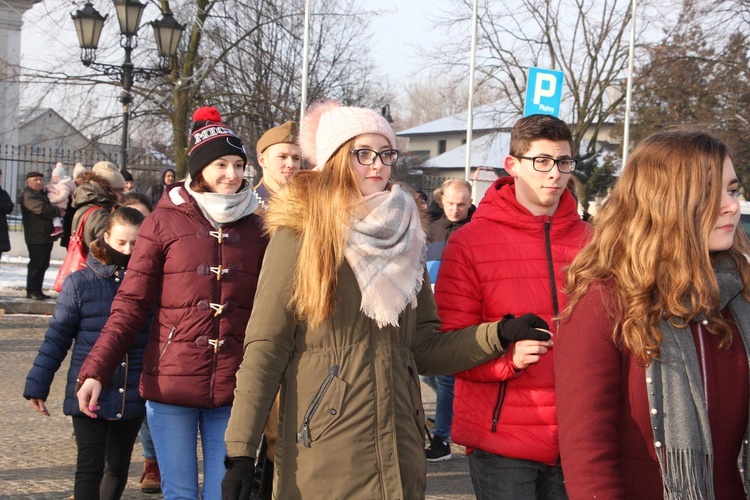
[344,185,426,328]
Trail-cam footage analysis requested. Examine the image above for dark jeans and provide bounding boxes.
[72,415,144,500]
[420,375,455,438]
[468,449,568,500]
[26,243,52,295]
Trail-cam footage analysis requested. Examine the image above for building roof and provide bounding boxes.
[397,102,520,137]
[425,132,510,170]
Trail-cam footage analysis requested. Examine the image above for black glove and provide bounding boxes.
[497,313,551,348]
[222,456,255,500]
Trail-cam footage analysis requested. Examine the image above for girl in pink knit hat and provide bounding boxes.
[222,101,548,499]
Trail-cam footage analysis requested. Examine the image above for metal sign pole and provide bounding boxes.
[465,0,479,182]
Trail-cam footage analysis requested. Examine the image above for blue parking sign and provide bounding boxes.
[523,67,564,117]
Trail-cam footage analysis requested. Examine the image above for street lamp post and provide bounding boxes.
[71,0,184,174]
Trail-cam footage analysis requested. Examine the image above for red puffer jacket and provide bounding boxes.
[79,184,268,408]
[435,176,589,465]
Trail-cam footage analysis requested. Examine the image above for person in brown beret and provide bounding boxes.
[254,121,301,209]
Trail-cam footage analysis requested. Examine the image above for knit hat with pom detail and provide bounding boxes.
[299,101,397,170]
[187,107,247,177]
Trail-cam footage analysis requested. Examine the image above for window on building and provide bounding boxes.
[438,140,447,155]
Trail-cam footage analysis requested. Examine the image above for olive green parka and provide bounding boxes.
[225,190,505,500]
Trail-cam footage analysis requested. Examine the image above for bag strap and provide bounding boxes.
[71,206,103,241]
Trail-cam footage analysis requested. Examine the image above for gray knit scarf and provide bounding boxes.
[344,185,426,328]
[181,175,260,227]
[648,265,750,499]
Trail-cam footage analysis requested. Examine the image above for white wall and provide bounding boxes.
[7,231,68,260]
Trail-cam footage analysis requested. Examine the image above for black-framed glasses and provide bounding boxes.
[514,155,577,173]
[350,148,400,166]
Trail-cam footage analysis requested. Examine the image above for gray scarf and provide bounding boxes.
[344,185,426,328]
[181,175,259,228]
[648,266,750,499]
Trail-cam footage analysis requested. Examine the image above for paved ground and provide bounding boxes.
[0,314,475,499]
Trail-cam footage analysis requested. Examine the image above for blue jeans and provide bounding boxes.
[140,417,157,460]
[420,374,454,439]
[468,449,568,500]
[146,401,231,500]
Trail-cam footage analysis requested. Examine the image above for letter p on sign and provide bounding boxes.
[523,67,564,117]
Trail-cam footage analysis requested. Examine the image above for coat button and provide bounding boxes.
[121,362,126,367]
[650,408,658,415]
[115,278,120,282]
[702,319,709,325]
[119,388,124,393]
[116,413,122,418]
[646,377,653,384]
[330,409,337,415]
[654,441,662,448]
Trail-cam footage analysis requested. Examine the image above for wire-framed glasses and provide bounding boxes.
[350,148,400,166]
[514,155,577,173]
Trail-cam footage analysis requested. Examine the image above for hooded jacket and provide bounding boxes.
[147,167,176,208]
[71,180,118,251]
[24,251,150,419]
[78,183,267,409]
[435,176,589,465]
[225,183,507,499]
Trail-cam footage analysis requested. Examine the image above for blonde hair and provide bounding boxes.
[564,129,750,366]
[265,139,363,328]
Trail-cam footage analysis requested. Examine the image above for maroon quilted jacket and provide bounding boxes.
[78,183,268,408]
[434,176,589,465]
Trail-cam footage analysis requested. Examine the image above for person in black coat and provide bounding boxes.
[24,207,150,500]
[21,171,63,300]
[0,169,13,259]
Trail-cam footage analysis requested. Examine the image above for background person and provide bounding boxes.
[556,129,750,498]
[76,106,268,500]
[0,169,12,260]
[61,163,89,248]
[46,163,76,239]
[120,191,153,217]
[146,167,175,208]
[117,189,159,493]
[254,121,300,208]
[24,207,149,500]
[122,170,136,193]
[422,178,476,462]
[435,114,589,499]
[71,161,125,252]
[21,171,64,300]
[221,101,551,499]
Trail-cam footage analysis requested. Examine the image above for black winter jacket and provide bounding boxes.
[0,186,12,252]
[21,187,60,245]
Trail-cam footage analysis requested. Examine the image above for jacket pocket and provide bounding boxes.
[406,365,426,442]
[297,365,345,448]
[152,326,176,372]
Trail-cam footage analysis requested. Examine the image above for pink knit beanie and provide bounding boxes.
[299,101,397,169]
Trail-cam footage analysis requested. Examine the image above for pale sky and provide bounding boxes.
[18,0,459,136]
[370,0,455,82]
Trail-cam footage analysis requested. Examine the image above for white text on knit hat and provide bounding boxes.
[191,126,238,150]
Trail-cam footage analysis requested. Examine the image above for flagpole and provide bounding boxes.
[465,0,479,182]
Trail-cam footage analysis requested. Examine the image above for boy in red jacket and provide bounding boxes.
[434,114,589,498]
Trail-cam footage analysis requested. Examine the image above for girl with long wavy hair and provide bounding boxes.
[555,129,750,499]
[221,101,550,499]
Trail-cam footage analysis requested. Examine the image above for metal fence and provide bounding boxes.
[0,144,170,217]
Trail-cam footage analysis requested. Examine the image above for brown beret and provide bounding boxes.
[256,121,299,154]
